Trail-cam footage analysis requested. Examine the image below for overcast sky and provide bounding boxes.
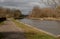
[0,0,41,7]
[0,0,42,14]
[0,0,60,14]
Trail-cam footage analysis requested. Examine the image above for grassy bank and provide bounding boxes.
[0,21,4,25]
[12,19,56,39]
[28,17,60,21]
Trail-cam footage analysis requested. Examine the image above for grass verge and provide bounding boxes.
[0,21,4,25]
[12,19,56,39]
[29,17,60,21]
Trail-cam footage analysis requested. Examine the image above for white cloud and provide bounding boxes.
[29,2,40,6]
[28,2,47,8]
[2,0,27,2]
[0,0,4,2]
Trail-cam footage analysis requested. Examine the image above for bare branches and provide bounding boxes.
[0,7,22,18]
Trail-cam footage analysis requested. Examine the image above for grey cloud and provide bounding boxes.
[0,0,60,15]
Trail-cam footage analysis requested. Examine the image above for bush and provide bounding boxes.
[29,6,60,18]
[0,7,22,19]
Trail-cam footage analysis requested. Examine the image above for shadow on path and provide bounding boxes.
[0,32,26,39]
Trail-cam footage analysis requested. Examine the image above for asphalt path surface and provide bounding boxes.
[0,20,26,39]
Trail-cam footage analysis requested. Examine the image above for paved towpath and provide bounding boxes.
[0,20,26,39]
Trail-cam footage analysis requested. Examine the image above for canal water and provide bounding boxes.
[20,18,60,35]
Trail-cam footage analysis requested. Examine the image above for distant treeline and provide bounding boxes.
[0,7,22,19]
[28,6,60,18]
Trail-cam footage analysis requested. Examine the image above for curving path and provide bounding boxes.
[0,20,26,39]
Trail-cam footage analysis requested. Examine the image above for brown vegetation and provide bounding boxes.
[28,6,60,18]
[0,7,22,19]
